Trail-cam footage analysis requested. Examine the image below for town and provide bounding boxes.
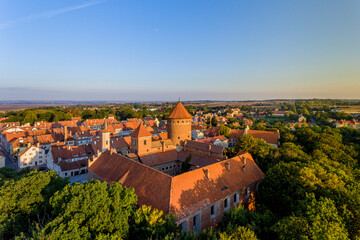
[1,99,360,238]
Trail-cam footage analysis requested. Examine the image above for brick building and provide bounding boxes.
[87,102,265,232]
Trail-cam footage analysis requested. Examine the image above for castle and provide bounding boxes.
[88,102,264,232]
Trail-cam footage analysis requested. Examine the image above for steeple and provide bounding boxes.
[104,118,108,130]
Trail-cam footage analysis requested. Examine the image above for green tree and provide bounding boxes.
[211,116,218,127]
[272,194,349,240]
[0,170,68,239]
[219,125,230,138]
[39,181,137,239]
[129,205,179,240]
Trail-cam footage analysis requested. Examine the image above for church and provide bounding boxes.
[88,102,264,232]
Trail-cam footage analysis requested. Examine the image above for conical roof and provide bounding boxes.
[168,102,192,119]
[130,124,152,138]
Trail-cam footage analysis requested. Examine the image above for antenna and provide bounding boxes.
[178,97,180,102]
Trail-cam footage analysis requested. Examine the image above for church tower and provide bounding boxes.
[167,101,192,146]
[101,119,111,152]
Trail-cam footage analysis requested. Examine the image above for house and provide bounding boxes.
[297,115,307,122]
[18,143,47,169]
[228,126,279,148]
[110,136,131,156]
[47,144,94,178]
[336,120,360,129]
[273,111,287,117]
[204,127,220,138]
[191,125,206,140]
[197,135,229,148]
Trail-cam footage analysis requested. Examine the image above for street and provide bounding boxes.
[1,145,19,171]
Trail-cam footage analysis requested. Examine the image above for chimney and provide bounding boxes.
[110,146,117,155]
[208,145,212,156]
[225,161,230,171]
[204,169,210,179]
[161,140,165,152]
[27,143,31,148]
[242,156,247,165]
[36,142,40,148]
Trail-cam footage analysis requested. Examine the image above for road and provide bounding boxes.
[1,145,19,171]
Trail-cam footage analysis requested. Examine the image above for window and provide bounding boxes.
[246,188,250,198]
[234,193,239,204]
[224,198,230,210]
[39,156,42,159]
[39,160,42,163]
[162,168,164,171]
[144,140,147,145]
[65,173,67,176]
[211,205,216,218]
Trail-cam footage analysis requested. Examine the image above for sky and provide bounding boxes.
[0,0,359,101]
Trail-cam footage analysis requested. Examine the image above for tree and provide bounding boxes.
[272,194,349,240]
[0,170,68,239]
[129,205,179,240]
[181,154,192,173]
[219,226,258,240]
[211,116,218,127]
[235,134,274,171]
[39,181,137,239]
[219,125,230,138]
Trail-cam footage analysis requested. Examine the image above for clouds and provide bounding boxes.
[0,0,107,29]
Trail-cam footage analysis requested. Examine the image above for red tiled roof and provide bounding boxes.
[111,136,131,149]
[168,102,192,119]
[170,153,264,219]
[247,130,278,145]
[89,152,264,220]
[89,151,172,213]
[130,124,152,138]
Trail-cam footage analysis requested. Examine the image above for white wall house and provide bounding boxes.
[18,144,46,169]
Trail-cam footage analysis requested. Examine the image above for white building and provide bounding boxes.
[18,143,47,169]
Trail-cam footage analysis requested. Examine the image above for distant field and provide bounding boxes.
[0,104,73,112]
[184,100,292,107]
[338,105,360,113]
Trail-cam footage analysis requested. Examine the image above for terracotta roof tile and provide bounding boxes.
[130,124,152,138]
[168,102,192,119]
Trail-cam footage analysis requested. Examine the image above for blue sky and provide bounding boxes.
[0,0,359,101]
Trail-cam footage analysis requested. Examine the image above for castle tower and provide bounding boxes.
[167,101,192,146]
[131,124,153,155]
[101,119,111,152]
